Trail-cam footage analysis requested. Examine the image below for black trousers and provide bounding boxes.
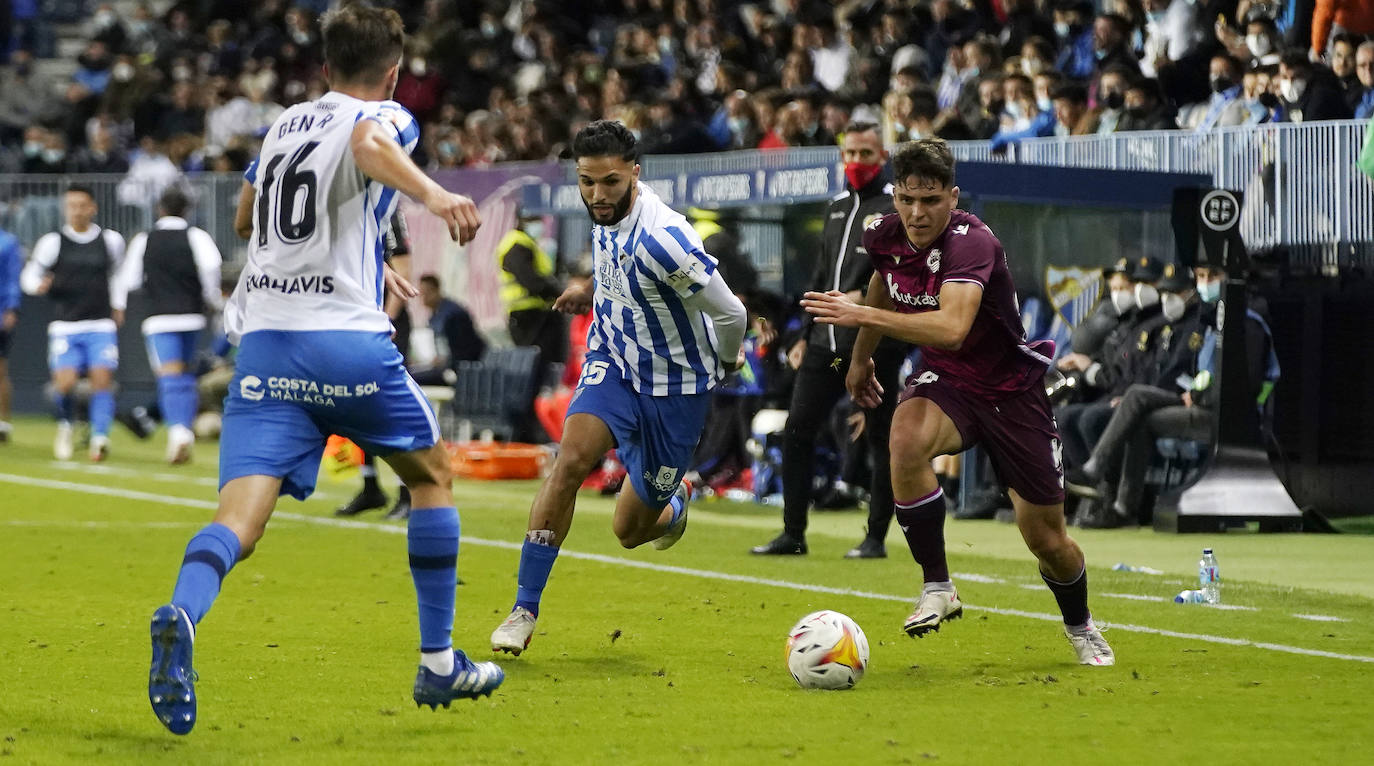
[780,345,904,540]
[1057,399,1114,469]
[1090,383,1213,513]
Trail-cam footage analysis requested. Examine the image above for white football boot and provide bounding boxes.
[490,606,537,656]
[903,588,963,637]
[54,421,74,460]
[1065,618,1115,666]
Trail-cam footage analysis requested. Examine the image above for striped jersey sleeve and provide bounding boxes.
[636,223,716,298]
[359,100,420,155]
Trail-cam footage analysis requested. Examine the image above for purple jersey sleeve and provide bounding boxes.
[939,219,996,288]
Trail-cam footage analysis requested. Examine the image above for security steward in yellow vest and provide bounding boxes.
[496,218,566,369]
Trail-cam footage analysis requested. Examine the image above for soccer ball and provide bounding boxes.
[785,610,870,690]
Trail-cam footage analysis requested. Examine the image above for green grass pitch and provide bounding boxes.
[1,417,1373,765]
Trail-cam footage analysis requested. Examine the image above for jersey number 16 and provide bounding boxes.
[257,140,320,246]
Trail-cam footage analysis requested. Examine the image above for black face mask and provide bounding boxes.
[1126,106,1148,120]
[1210,76,1235,94]
[1103,91,1124,110]
[987,99,1006,116]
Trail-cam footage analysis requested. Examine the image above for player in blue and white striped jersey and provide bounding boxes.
[146,6,501,737]
[491,121,748,656]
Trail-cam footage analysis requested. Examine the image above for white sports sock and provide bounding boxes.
[421,649,454,676]
[922,580,956,594]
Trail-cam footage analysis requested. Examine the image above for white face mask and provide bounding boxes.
[1161,292,1187,322]
[1021,58,1044,76]
[410,59,427,77]
[1135,283,1160,310]
[1110,289,1135,315]
[1280,77,1306,102]
[1036,96,1052,112]
[1247,34,1272,58]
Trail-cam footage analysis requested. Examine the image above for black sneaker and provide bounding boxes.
[335,487,389,517]
[843,537,886,559]
[750,533,807,555]
[116,406,156,440]
[384,486,412,521]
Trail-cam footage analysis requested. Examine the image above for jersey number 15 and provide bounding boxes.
[257,141,320,246]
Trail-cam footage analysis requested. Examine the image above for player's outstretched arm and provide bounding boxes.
[685,271,748,372]
[351,120,480,245]
[843,271,888,408]
[806,280,981,351]
[552,280,594,314]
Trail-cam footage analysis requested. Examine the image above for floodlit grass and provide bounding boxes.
[1,417,1372,765]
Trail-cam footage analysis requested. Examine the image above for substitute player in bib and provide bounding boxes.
[115,187,222,465]
[20,185,126,461]
[490,121,747,656]
[802,139,1113,666]
[147,7,502,736]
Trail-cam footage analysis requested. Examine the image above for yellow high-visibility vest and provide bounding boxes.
[496,229,554,313]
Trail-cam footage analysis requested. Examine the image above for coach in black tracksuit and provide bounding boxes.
[752,122,908,559]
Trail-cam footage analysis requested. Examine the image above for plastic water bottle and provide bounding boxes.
[1198,548,1221,604]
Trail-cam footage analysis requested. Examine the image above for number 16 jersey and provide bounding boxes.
[225,92,420,343]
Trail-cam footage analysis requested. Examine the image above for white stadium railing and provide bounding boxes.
[950,120,1374,262]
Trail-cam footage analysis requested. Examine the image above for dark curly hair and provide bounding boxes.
[891,138,955,189]
[571,120,639,163]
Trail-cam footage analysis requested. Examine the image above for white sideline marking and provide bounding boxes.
[1292,614,1351,623]
[1101,592,1163,602]
[0,519,203,529]
[2,471,1372,665]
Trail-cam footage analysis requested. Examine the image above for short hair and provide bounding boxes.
[908,89,940,121]
[65,184,95,200]
[892,138,955,189]
[419,273,441,289]
[571,120,638,163]
[1279,50,1311,71]
[1213,53,1243,77]
[843,120,880,137]
[159,186,189,218]
[1051,82,1088,104]
[1128,77,1163,102]
[321,5,405,84]
[1098,13,1131,36]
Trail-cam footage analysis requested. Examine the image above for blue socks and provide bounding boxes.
[171,523,242,624]
[407,507,460,653]
[54,391,74,423]
[158,374,199,429]
[667,490,687,525]
[514,537,560,617]
[88,389,114,437]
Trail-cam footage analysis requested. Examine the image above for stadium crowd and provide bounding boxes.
[2,0,1372,176]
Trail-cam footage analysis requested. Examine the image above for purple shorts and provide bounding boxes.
[900,371,1065,505]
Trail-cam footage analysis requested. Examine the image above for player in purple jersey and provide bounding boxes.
[802,139,1113,666]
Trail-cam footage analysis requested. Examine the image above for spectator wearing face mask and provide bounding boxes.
[989,72,1057,150]
[1179,54,1250,130]
[1064,264,1205,526]
[1278,50,1353,121]
[1054,255,1167,473]
[1066,264,1280,527]
[1081,65,1135,134]
[1054,0,1098,80]
[998,0,1057,59]
[1219,15,1285,69]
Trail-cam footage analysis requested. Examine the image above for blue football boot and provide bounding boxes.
[412,649,504,709]
[148,604,198,735]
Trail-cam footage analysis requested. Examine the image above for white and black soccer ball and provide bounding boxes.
[785,610,870,690]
